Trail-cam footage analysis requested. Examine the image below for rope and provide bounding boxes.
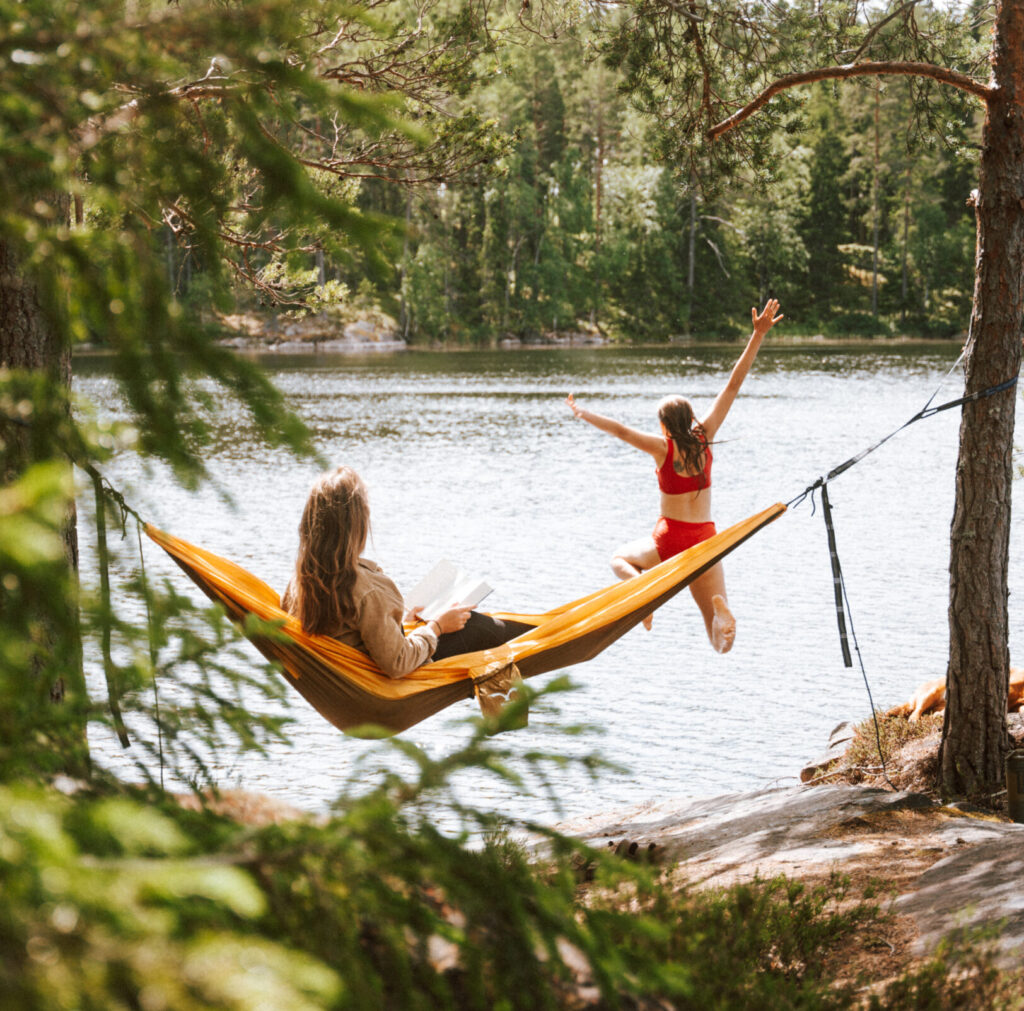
[839,549,897,792]
[136,522,165,790]
[90,469,131,749]
[820,483,896,790]
[84,464,159,765]
[785,359,1018,789]
[787,354,1014,508]
[82,462,147,531]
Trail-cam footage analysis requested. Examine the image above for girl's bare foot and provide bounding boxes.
[711,595,735,653]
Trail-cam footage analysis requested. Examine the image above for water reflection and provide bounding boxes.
[74,341,1018,825]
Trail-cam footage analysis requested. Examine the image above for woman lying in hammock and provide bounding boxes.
[281,466,529,678]
[566,298,783,653]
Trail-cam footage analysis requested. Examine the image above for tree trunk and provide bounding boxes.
[901,163,910,326]
[592,82,603,327]
[871,85,880,317]
[685,187,696,337]
[399,187,412,339]
[0,223,90,776]
[939,0,1024,799]
[0,243,72,393]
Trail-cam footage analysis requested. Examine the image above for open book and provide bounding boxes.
[405,559,493,622]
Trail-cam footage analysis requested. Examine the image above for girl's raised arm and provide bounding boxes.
[700,298,782,440]
[566,394,664,457]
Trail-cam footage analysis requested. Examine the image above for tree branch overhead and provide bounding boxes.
[708,60,991,141]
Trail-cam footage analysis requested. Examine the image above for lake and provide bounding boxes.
[73,342,1023,825]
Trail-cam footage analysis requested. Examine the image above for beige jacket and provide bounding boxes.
[284,559,437,679]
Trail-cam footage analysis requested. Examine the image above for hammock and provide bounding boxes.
[146,503,785,735]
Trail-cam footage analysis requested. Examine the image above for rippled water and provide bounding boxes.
[73,343,1023,823]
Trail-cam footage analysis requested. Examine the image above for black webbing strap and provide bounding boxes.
[784,362,1016,790]
[819,483,853,668]
[821,373,1019,484]
[788,370,1019,508]
[918,372,1019,417]
[786,368,1019,674]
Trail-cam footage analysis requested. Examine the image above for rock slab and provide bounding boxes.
[554,784,1024,967]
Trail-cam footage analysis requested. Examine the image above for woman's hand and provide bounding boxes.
[434,603,472,634]
[752,298,783,337]
[700,299,783,438]
[566,392,584,419]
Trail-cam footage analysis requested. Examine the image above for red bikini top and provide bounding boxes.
[656,433,712,494]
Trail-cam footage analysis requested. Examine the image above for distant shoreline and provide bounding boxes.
[72,332,966,357]
[69,306,966,356]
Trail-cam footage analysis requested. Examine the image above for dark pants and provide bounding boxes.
[432,611,534,661]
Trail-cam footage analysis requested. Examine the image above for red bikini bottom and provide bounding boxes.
[652,517,717,562]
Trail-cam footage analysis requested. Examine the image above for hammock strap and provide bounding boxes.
[787,357,1016,790]
[90,469,131,748]
[789,367,1020,646]
[819,484,852,669]
[136,520,165,788]
[819,484,897,789]
[789,368,1018,503]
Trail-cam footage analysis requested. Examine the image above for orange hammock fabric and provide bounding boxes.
[147,503,785,734]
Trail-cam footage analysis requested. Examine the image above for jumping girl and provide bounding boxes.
[565,298,782,653]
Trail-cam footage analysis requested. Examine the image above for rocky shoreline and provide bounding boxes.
[555,781,1024,973]
[214,310,610,352]
[180,709,1024,979]
[553,710,1024,976]
[69,307,963,355]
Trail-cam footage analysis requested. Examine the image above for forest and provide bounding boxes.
[392,51,980,343]
[3,0,1023,1005]
[169,19,982,344]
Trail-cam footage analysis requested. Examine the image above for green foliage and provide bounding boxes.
[1,0,382,480]
[0,784,341,1010]
[0,461,297,784]
[0,675,1015,1008]
[0,0,525,776]
[0,5,1013,1002]
[0,714,903,1010]
[350,9,981,343]
[35,5,976,346]
[0,461,88,778]
[582,869,876,1008]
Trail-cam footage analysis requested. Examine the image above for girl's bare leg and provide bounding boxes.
[611,537,661,629]
[688,562,735,653]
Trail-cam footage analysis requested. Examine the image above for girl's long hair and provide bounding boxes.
[284,466,370,635]
[657,395,709,486]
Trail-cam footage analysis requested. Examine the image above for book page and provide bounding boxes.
[405,559,493,621]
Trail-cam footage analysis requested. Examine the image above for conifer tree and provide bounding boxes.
[0,0,513,772]
[604,0,1020,799]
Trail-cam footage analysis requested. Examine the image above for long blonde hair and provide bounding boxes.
[284,466,370,634]
[657,395,708,484]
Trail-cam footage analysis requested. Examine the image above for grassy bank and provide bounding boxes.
[6,703,1024,1010]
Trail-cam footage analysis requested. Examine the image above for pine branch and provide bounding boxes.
[708,60,990,140]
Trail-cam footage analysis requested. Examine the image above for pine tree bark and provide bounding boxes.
[1,216,90,774]
[0,245,72,381]
[0,228,76,557]
[939,0,1024,799]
